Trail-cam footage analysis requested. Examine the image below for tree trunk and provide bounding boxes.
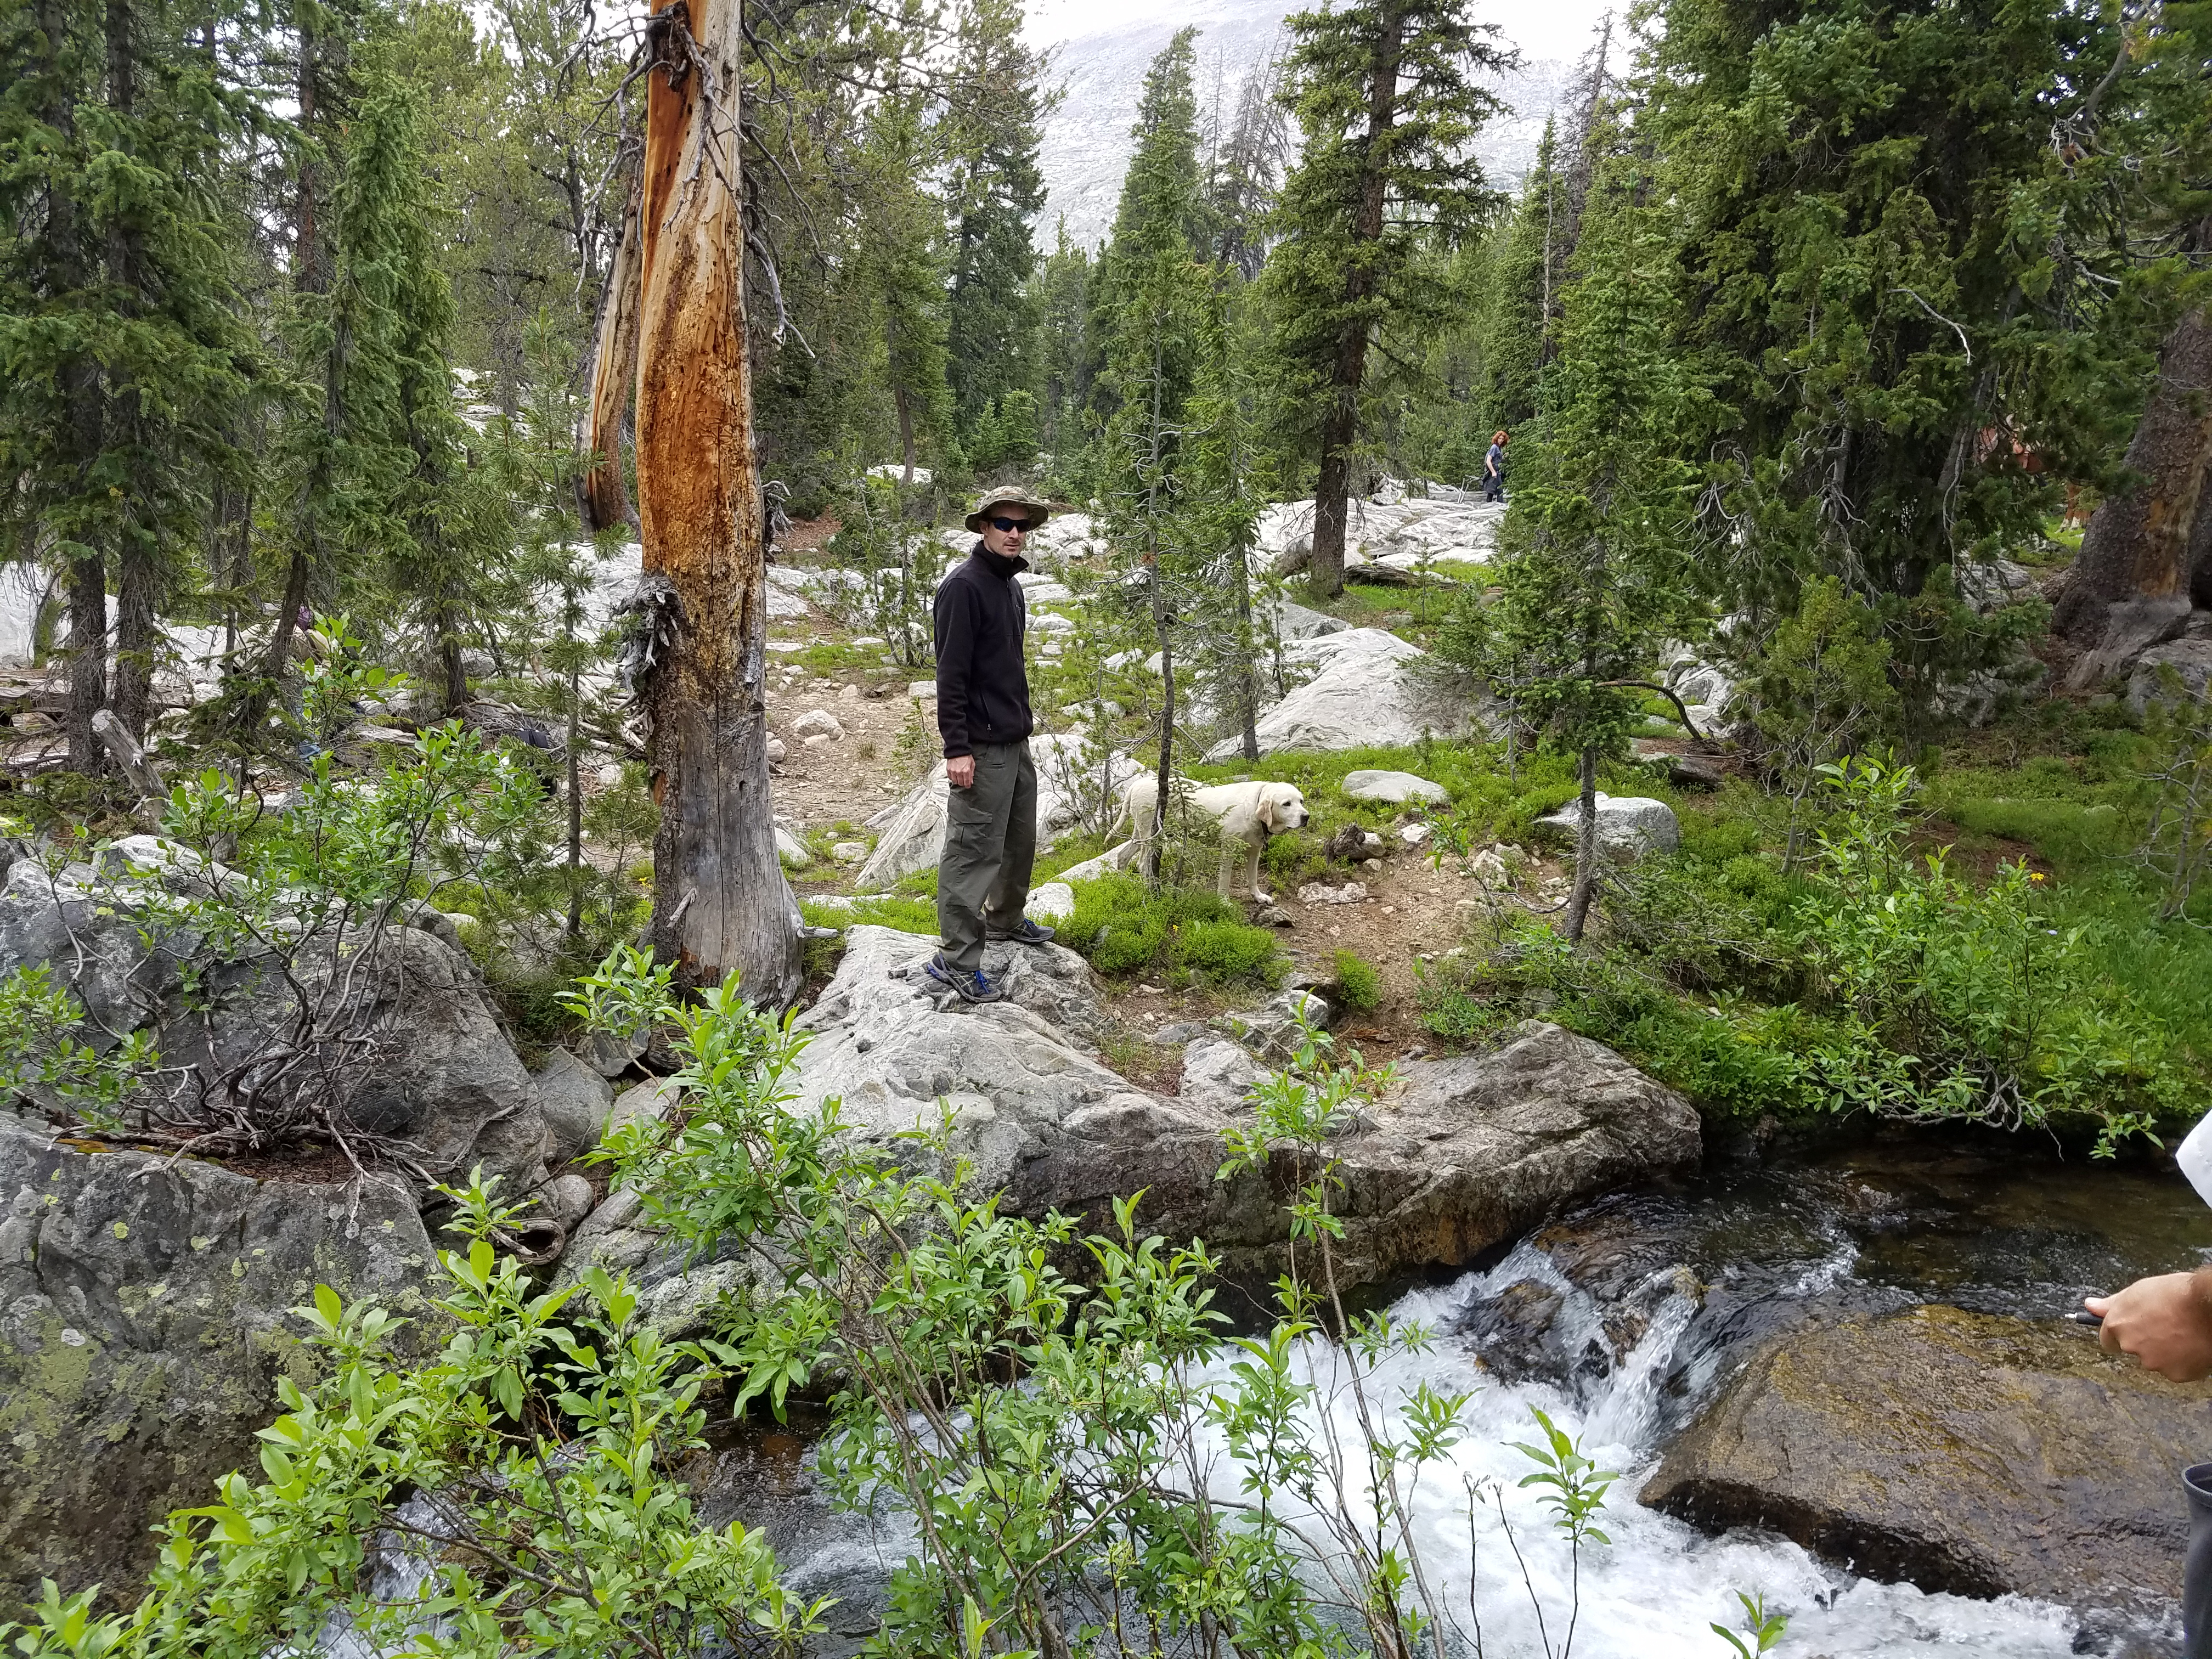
[581,154,645,533]
[37,0,105,772]
[1307,5,1402,602]
[105,0,161,743]
[2054,302,2212,654]
[1228,524,1261,761]
[631,0,800,1003]
[1561,742,1599,943]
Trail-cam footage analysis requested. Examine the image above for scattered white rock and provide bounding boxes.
[804,732,834,751]
[1400,823,1432,848]
[1298,881,1369,906]
[595,761,624,788]
[832,840,869,864]
[909,680,937,699]
[1025,881,1075,923]
[840,683,862,702]
[1342,769,1450,806]
[766,736,786,764]
[793,708,844,740]
[775,826,812,868]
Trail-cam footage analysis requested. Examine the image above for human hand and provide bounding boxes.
[946,755,975,789]
[2087,1271,2212,1382]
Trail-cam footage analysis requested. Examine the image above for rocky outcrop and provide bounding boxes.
[0,844,553,1199]
[1204,630,1483,761]
[563,928,1702,1327]
[0,1122,443,1602]
[1640,1305,2212,1610]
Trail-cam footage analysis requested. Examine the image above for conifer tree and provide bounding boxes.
[942,0,1047,448]
[1207,46,1291,280]
[1262,0,1508,597]
[1,0,252,759]
[855,92,954,487]
[1646,0,2169,713]
[1472,139,1705,941]
[1087,29,1209,436]
[1032,218,1090,472]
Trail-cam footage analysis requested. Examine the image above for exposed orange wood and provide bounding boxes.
[628,0,799,1002]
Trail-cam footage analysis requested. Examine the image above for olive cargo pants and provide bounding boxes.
[936,740,1037,974]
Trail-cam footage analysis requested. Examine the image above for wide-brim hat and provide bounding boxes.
[964,485,1053,534]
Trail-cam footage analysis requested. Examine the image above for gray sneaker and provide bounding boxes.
[926,953,1004,1003]
[988,917,1057,946]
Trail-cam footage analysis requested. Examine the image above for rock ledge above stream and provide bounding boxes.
[563,926,1701,1327]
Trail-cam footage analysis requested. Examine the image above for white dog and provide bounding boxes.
[1112,775,1311,902]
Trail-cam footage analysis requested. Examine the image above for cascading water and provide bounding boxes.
[708,1138,2198,1658]
[322,1135,2198,1657]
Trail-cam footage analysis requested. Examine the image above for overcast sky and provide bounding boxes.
[1024,0,1622,69]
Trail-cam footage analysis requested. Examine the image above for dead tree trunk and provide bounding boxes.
[626,0,799,1003]
[581,154,644,534]
[2053,302,2212,679]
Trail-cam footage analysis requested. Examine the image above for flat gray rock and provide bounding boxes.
[1534,792,1681,857]
[1205,630,1483,761]
[1341,769,1449,806]
[1642,1305,2211,1611]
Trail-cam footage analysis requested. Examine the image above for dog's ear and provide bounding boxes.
[1256,791,1280,832]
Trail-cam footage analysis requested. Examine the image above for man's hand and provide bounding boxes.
[2087,1271,2212,1382]
[946,754,975,789]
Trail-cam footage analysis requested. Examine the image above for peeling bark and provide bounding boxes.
[630,0,799,1003]
[581,155,644,533]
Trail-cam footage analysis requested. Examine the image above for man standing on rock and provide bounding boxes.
[927,486,1058,1003]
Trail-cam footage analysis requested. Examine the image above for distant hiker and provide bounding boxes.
[1483,430,1509,503]
[928,486,1058,1004]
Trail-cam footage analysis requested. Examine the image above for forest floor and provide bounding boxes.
[756,524,1582,1080]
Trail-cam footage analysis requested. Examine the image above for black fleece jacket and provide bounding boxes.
[934,543,1032,757]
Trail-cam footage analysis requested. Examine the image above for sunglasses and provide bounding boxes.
[985,516,1032,533]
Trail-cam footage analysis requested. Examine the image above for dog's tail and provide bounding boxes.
[1116,772,1158,847]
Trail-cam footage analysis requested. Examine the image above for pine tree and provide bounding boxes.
[856,91,954,488]
[1206,45,1291,280]
[942,0,1047,449]
[1646,0,2175,715]
[1471,138,1705,941]
[1261,0,1510,598]
[1087,29,1209,437]
[1032,218,1090,473]
[1,0,252,759]
[1472,121,1563,438]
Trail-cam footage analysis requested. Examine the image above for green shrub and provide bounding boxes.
[1,1174,825,1657]
[1329,949,1383,1014]
[1059,873,1285,990]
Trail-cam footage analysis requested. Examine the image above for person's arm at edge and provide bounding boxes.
[935,577,975,788]
[2087,1267,2212,1383]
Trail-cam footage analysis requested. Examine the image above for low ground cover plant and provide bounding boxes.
[1423,751,2209,1151]
[1057,871,1286,989]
